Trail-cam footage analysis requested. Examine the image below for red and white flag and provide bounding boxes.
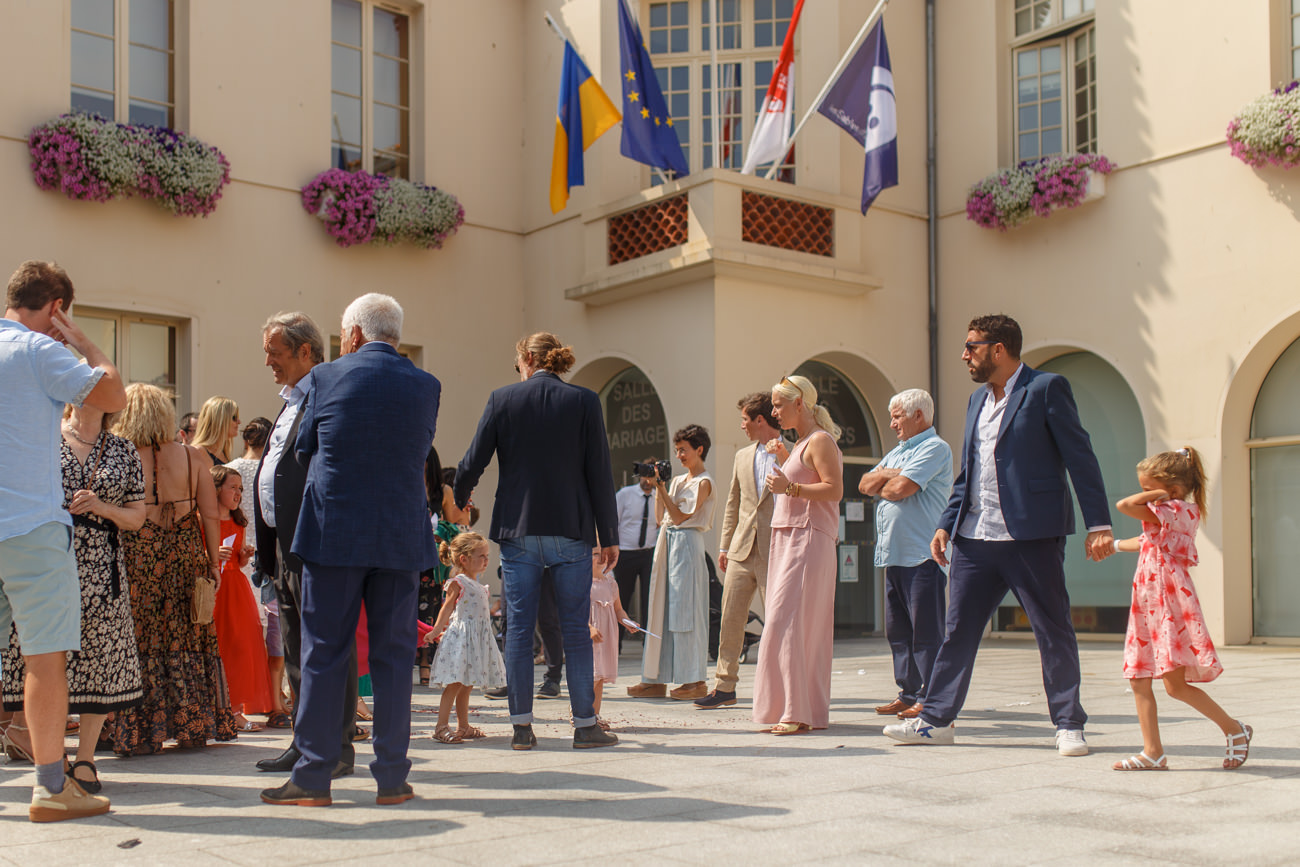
[741,0,806,175]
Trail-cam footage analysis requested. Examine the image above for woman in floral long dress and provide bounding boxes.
[2,403,146,792]
[108,384,237,754]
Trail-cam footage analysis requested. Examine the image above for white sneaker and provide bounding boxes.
[883,716,955,745]
[1056,728,1088,756]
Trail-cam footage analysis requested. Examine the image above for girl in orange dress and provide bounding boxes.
[1112,447,1250,771]
[211,466,274,731]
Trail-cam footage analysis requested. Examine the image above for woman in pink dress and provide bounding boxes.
[752,375,843,735]
[1112,447,1250,771]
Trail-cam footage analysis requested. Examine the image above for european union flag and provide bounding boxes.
[617,0,689,177]
[817,18,898,215]
[551,42,621,214]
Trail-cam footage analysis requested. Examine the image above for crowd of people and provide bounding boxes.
[0,260,1251,823]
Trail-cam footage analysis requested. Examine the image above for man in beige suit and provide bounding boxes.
[696,393,782,709]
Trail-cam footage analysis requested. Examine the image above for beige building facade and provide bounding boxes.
[2,0,1297,643]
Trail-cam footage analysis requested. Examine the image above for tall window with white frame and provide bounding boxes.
[71,0,174,127]
[1012,0,1096,162]
[1291,0,1300,80]
[332,0,411,179]
[646,0,796,183]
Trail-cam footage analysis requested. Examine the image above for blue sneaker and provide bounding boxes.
[882,716,955,745]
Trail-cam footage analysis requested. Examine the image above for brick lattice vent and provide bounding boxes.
[741,190,833,257]
[607,195,689,265]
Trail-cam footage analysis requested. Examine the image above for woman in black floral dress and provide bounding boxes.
[108,384,237,754]
[2,403,146,793]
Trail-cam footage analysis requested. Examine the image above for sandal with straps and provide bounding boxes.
[2,722,34,763]
[455,725,486,740]
[1112,751,1168,771]
[432,727,463,745]
[1224,722,1252,769]
[770,722,811,736]
[66,760,103,794]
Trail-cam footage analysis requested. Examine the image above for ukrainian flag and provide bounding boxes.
[550,42,621,214]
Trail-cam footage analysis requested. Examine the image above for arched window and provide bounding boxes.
[1249,336,1300,637]
[599,366,671,488]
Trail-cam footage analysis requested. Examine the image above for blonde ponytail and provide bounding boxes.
[772,374,842,440]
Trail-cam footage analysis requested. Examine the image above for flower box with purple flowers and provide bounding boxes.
[300,168,465,250]
[1227,80,1300,169]
[28,112,231,217]
[965,153,1114,231]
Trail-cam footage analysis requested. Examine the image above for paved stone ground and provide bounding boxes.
[2,637,1298,866]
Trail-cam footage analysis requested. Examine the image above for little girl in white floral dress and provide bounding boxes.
[426,532,506,744]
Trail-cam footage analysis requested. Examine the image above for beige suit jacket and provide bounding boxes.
[718,442,775,563]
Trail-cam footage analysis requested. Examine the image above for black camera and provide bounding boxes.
[632,460,672,482]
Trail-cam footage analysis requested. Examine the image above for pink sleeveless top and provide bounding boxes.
[771,430,841,538]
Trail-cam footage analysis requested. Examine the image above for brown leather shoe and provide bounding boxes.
[669,681,707,701]
[626,682,668,698]
[875,698,912,715]
[898,702,923,719]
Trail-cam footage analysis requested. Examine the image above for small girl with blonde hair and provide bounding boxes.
[1112,446,1251,770]
[426,532,506,743]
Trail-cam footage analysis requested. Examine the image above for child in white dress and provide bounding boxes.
[426,532,506,744]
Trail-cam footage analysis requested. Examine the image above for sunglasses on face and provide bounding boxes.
[963,340,997,353]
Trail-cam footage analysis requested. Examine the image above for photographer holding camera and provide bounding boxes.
[627,425,715,702]
[612,458,664,645]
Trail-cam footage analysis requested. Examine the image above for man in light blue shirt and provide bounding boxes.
[858,388,952,720]
[1,260,124,821]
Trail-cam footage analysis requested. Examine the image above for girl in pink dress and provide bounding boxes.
[752,375,843,735]
[1113,447,1250,771]
[590,553,635,729]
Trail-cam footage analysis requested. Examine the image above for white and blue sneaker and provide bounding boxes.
[1055,728,1088,756]
[882,716,955,745]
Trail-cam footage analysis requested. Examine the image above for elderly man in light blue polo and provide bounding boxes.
[859,388,953,720]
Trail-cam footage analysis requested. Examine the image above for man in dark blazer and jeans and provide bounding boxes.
[262,294,440,807]
[252,312,359,778]
[884,314,1114,756]
[455,331,620,751]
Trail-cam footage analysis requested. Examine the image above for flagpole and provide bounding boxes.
[763,0,892,180]
[710,0,721,171]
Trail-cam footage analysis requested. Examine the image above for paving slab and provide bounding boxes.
[2,637,1298,865]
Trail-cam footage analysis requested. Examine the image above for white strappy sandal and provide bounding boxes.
[1112,751,1168,771]
[1224,722,1252,769]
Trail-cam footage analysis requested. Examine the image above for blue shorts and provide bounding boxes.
[0,522,81,656]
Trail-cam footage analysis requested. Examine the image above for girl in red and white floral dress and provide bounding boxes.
[1112,447,1250,771]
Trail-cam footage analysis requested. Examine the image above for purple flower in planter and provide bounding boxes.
[301,168,465,250]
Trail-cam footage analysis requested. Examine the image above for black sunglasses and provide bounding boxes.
[963,340,998,352]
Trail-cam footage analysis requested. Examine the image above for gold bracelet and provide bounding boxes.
[792,482,801,498]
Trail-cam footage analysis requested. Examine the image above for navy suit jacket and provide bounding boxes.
[939,364,1111,541]
[291,342,441,571]
[454,370,618,548]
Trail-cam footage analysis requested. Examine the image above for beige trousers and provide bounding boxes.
[712,547,768,692]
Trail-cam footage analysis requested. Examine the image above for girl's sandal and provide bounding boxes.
[66,760,103,794]
[1112,752,1167,771]
[456,725,486,740]
[433,727,463,745]
[770,722,811,736]
[1224,722,1252,769]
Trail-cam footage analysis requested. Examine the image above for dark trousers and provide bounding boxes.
[292,561,418,791]
[921,536,1086,730]
[272,548,358,766]
[538,570,563,683]
[614,546,653,628]
[884,560,947,704]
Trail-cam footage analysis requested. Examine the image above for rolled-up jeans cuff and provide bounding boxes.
[572,715,597,728]
[509,712,534,725]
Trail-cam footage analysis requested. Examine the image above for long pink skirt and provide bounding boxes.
[752,525,837,729]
